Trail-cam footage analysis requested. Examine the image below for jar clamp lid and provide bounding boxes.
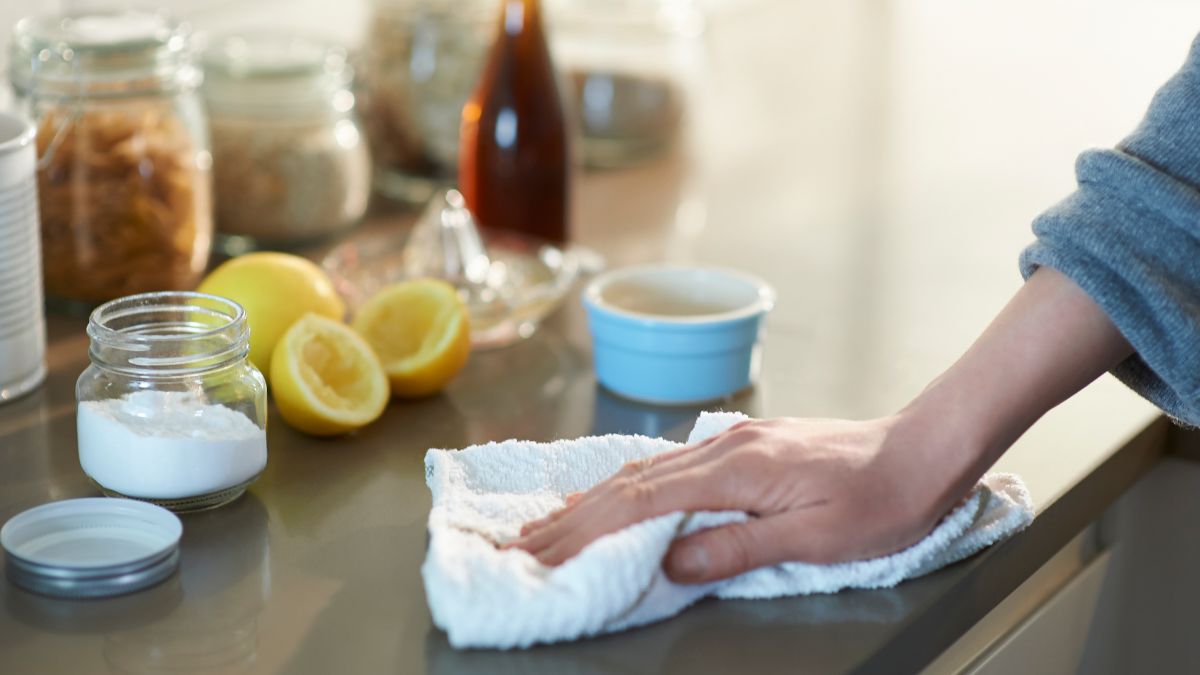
[201,33,353,115]
[2,498,182,598]
[8,9,199,98]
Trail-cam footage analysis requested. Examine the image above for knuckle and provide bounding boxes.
[628,457,654,475]
[617,457,652,479]
[615,478,661,515]
[726,419,755,434]
[627,480,658,507]
[724,425,762,445]
[611,476,635,494]
[726,428,779,455]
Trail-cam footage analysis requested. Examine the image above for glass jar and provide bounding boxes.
[7,9,213,309]
[202,34,371,254]
[76,292,268,512]
[359,0,496,204]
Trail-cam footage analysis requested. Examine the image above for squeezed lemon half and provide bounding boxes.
[352,279,471,398]
[269,314,389,436]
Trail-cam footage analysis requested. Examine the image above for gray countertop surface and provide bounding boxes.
[4,1,1199,673]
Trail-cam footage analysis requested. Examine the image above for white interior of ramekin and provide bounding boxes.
[585,265,775,324]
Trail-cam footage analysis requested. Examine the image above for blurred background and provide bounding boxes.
[5,0,1200,261]
[4,0,1200,417]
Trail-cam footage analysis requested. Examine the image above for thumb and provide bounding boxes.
[664,516,793,584]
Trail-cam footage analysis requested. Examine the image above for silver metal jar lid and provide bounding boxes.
[2,498,182,599]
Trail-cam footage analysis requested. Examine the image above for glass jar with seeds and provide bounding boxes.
[201,34,370,253]
[548,0,706,169]
[359,0,495,204]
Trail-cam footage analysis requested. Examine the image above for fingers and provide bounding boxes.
[513,491,585,538]
[592,443,710,493]
[664,510,842,584]
[518,500,573,537]
[517,442,715,537]
[510,422,765,566]
[513,467,693,560]
[513,466,724,565]
[664,518,781,584]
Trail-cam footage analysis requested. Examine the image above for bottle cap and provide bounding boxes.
[2,498,182,599]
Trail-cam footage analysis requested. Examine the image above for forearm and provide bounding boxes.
[896,267,1132,514]
[1021,34,1200,424]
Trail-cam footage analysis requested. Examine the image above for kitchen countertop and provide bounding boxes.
[2,1,1198,673]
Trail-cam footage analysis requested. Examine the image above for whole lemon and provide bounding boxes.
[197,253,345,372]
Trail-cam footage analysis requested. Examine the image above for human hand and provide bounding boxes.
[513,269,1134,584]
[510,416,964,584]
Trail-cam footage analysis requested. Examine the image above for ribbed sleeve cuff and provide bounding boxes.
[1020,148,1200,426]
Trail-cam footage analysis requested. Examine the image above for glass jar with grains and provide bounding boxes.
[359,0,495,204]
[7,9,213,308]
[202,34,370,253]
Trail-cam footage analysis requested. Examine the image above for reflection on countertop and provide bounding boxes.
[3,494,270,674]
[590,384,763,441]
[4,494,272,675]
[103,494,270,675]
[423,586,913,675]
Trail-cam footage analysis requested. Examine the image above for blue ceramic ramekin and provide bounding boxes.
[582,265,776,405]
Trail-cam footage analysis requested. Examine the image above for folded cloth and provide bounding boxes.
[422,412,1034,649]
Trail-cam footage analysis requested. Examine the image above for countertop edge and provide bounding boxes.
[857,415,1173,674]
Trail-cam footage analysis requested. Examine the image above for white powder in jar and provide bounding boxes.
[77,390,267,500]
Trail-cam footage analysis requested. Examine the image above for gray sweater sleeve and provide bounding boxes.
[1020,34,1200,426]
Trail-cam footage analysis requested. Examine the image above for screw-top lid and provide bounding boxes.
[2,498,182,598]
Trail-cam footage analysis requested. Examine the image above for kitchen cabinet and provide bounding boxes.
[928,456,1200,674]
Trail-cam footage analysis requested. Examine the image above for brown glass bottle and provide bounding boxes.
[458,0,571,244]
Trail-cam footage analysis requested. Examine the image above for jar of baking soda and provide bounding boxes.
[76,292,268,511]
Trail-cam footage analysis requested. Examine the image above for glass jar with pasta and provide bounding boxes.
[8,9,213,308]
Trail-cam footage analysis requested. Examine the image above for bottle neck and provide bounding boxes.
[499,0,544,38]
[87,292,251,377]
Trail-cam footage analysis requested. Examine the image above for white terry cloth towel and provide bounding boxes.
[422,412,1035,650]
